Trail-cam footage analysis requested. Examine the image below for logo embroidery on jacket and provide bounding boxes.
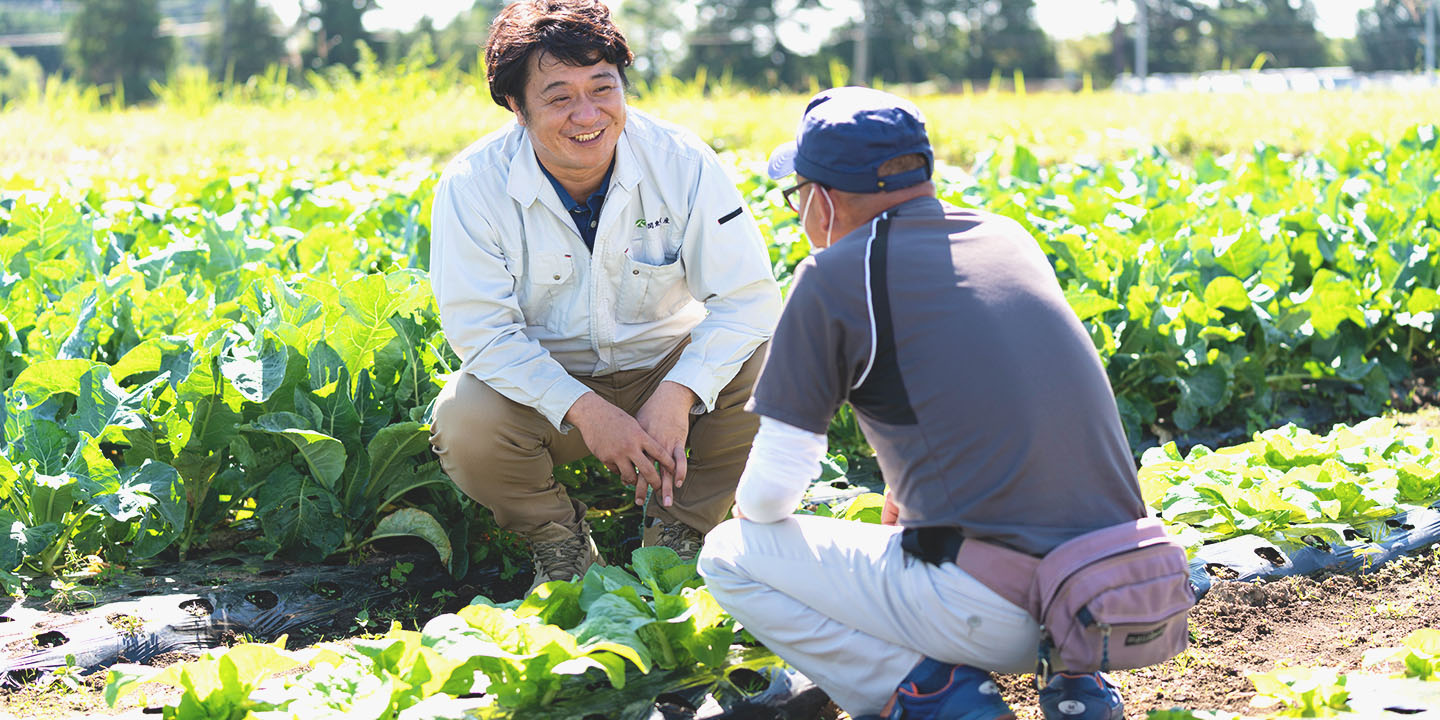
[635,217,672,230]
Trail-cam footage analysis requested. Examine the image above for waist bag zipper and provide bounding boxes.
[1074,606,1112,672]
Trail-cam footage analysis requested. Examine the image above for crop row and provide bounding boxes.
[0,168,475,590]
[1141,418,1440,552]
[945,127,1439,440]
[2,126,1439,588]
[104,546,757,719]
[94,421,1440,717]
[8,61,1440,183]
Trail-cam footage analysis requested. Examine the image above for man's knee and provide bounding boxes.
[430,373,565,514]
[435,374,499,435]
[697,518,746,582]
[432,373,548,453]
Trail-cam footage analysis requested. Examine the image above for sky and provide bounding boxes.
[263,0,1373,40]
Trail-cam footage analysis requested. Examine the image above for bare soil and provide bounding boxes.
[0,652,185,720]
[1397,405,1440,432]
[995,545,1440,718]
[6,552,1435,720]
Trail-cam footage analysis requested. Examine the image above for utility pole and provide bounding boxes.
[1427,0,1436,82]
[220,0,230,69]
[853,0,869,86]
[1134,0,1148,86]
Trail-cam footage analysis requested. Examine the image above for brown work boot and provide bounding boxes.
[642,519,703,561]
[524,516,602,595]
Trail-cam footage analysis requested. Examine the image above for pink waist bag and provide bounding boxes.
[955,518,1195,674]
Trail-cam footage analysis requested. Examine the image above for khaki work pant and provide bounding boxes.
[430,341,766,537]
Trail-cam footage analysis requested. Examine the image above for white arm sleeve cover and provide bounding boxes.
[733,416,828,523]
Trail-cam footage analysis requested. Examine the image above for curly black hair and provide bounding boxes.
[485,0,634,115]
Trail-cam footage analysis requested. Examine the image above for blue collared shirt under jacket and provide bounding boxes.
[540,161,614,251]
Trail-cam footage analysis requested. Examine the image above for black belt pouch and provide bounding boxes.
[900,526,965,566]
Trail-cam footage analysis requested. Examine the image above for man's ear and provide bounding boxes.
[507,97,527,127]
[814,186,836,224]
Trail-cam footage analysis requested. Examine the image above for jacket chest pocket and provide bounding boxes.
[520,251,576,331]
[616,253,691,324]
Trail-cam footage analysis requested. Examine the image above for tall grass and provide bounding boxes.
[5,53,1440,187]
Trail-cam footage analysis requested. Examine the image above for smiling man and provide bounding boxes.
[427,0,780,592]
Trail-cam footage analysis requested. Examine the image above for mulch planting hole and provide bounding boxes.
[32,631,66,649]
[244,590,279,610]
[180,598,214,616]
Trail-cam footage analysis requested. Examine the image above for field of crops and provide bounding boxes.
[7,63,1440,181]
[3,68,1440,718]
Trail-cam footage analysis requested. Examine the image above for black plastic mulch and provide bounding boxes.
[0,548,474,687]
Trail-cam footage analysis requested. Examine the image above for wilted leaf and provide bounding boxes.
[368,508,452,567]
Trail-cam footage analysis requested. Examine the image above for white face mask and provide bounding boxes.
[799,183,834,251]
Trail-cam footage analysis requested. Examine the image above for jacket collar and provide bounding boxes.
[612,127,641,192]
[506,123,642,206]
[506,130,545,206]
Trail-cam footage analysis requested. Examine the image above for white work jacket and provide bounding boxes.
[430,108,782,429]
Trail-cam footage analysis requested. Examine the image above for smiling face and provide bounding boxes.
[511,52,626,198]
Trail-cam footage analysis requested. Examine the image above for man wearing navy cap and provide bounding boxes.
[697,87,1144,719]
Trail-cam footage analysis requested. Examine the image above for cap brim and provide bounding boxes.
[766,142,798,180]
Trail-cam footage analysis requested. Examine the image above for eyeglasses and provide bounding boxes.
[782,180,820,214]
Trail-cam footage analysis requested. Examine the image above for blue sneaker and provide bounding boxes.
[870,658,1014,720]
[1037,672,1124,720]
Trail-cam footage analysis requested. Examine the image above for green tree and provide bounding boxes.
[0,5,65,33]
[676,0,811,88]
[0,6,69,73]
[436,1,505,72]
[849,0,971,84]
[673,0,1056,88]
[827,0,1055,85]
[388,1,503,71]
[206,0,287,83]
[1111,0,1218,74]
[619,0,687,82]
[1213,0,1331,69]
[301,0,378,70]
[956,0,1057,79]
[1351,0,1429,70]
[676,0,972,89]
[0,46,43,104]
[65,0,174,101]
[1056,33,1116,83]
[388,15,439,65]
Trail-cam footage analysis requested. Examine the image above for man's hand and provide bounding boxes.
[566,392,675,506]
[635,381,699,505]
[881,491,900,526]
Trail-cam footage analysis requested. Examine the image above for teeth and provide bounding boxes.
[573,130,602,142]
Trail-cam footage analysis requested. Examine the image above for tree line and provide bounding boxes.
[0,0,1435,103]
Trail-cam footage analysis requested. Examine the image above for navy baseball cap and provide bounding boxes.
[767,87,934,193]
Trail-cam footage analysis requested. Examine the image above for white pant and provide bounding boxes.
[698,515,1042,716]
